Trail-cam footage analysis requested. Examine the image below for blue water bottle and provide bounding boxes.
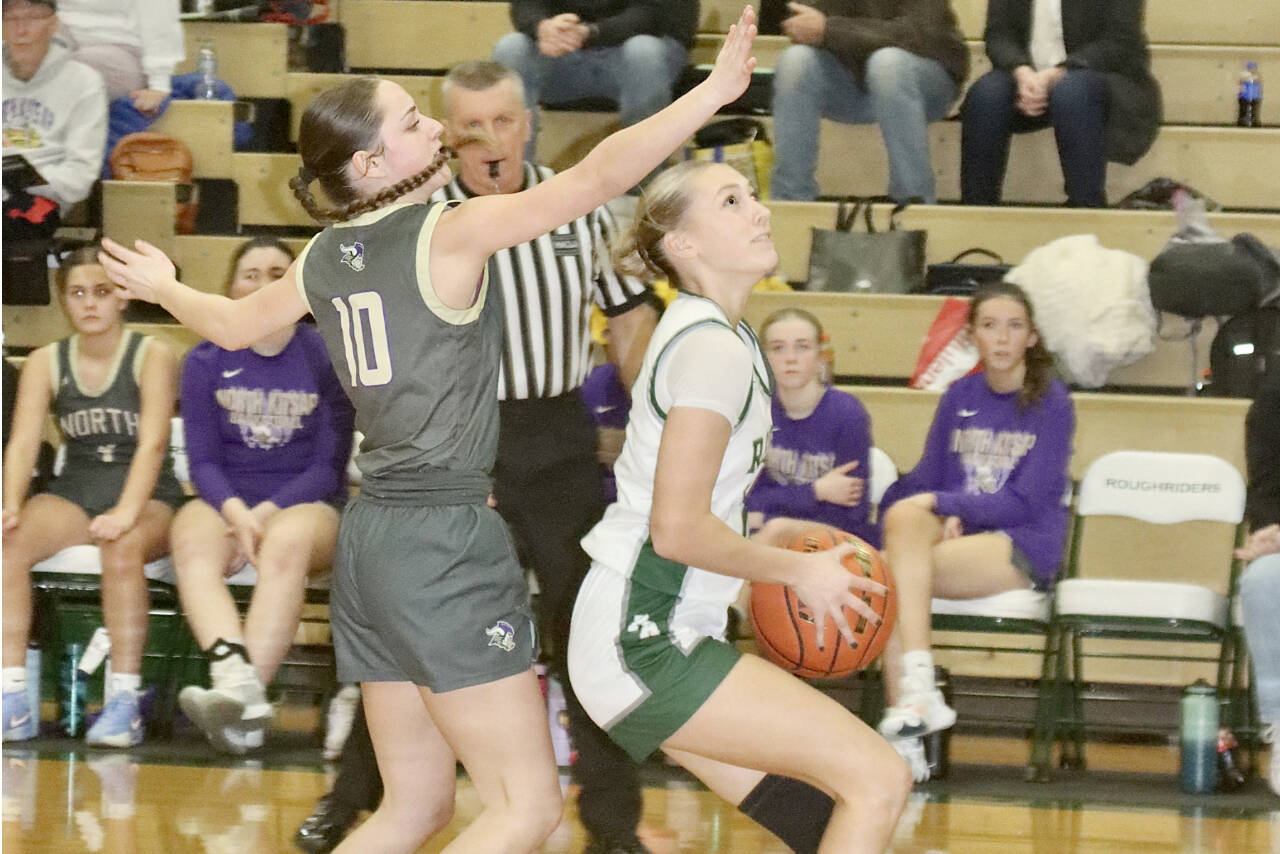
[59,642,86,737]
[1179,680,1218,793]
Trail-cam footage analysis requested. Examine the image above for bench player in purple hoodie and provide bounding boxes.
[169,237,354,754]
[746,307,876,546]
[877,280,1074,742]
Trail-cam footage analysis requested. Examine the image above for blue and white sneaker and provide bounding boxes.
[877,689,957,741]
[85,691,144,748]
[2,690,36,742]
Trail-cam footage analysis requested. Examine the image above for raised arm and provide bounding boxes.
[98,241,310,351]
[431,5,759,289]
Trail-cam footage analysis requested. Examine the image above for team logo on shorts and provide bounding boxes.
[485,620,516,652]
[339,241,366,272]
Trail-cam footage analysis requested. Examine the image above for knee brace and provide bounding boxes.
[738,773,835,854]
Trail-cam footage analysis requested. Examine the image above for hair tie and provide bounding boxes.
[297,165,317,185]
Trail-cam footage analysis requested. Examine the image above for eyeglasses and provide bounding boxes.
[2,9,56,23]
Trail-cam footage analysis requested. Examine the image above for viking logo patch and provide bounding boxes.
[339,241,366,272]
[485,620,516,652]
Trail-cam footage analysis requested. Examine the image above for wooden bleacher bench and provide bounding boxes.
[149,100,237,179]
[176,21,289,98]
[699,0,1280,45]
[338,0,513,71]
[745,290,1214,393]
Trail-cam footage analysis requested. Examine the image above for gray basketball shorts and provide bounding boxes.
[330,496,536,692]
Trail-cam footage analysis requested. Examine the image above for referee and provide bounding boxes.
[294,61,658,854]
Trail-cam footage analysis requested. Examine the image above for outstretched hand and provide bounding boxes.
[98,238,178,304]
[705,5,758,106]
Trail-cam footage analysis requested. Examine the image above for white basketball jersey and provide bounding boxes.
[581,294,774,641]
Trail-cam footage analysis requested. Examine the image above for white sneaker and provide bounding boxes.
[878,689,957,741]
[180,669,270,756]
[892,736,931,783]
[323,685,360,760]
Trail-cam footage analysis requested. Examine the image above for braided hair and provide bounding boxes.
[288,76,453,224]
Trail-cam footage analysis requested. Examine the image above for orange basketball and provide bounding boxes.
[749,527,897,679]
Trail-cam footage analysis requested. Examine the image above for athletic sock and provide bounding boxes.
[900,650,936,697]
[107,672,141,700]
[2,668,25,695]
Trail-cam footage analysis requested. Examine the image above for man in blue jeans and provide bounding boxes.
[770,0,968,203]
[493,0,695,162]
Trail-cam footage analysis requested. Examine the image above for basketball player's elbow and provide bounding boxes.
[650,509,699,564]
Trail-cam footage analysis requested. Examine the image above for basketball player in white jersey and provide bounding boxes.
[568,160,911,854]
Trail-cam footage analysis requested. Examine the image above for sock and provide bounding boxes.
[205,639,256,691]
[738,773,834,854]
[2,668,25,695]
[900,650,935,697]
[107,672,141,700]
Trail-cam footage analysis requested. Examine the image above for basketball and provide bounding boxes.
[749,527,897,679]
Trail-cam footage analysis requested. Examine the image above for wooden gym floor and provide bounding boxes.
[3,734,1278,853]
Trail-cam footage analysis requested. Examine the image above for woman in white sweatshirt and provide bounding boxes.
[57,0,183,115]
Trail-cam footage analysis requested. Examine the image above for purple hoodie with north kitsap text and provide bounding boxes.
[879,372,1076,590]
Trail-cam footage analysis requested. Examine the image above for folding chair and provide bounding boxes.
[1039,450,1247,777]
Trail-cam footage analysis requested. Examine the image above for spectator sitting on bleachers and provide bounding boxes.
[56,0,183,116]
[875,281,1074,743]
[2,246,184,747]
[2,0,107,236]
[169,237,354,756]
[746,307,876,546]
[493,0,695,166]
[769,0,968,204]
[1235,369,1280,796]
[960,0,1161,208]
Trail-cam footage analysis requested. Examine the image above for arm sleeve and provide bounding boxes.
[1062,0,1146,73]
[137,0,185,92]
[880,390,955,510]
[655,325,752,425]
[933,393,1075,529]
[181,347,239,511]
[982,0,1033,70]
[590,204,651,315]
[511,0,557,37]
[39,74,107,206]
[266,332,353,508]
[1245,373,1280,529]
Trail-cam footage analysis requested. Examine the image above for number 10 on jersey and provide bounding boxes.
[331,292,393,387]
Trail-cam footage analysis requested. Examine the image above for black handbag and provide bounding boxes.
[923,248,1011,296]
[806,199,926,294]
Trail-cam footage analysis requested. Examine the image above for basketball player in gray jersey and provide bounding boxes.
[100,11,759,853]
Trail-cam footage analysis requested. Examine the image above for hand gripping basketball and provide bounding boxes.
[751,527,897,679]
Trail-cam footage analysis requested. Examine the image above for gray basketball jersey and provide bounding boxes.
[51,329,149,471]
[296,201,502,484]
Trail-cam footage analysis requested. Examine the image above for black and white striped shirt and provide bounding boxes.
[432,163,650,401]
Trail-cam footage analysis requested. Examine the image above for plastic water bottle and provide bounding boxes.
[59,642,86,737]
[1179,680,1218,793]
[23,643,41,736]
[196,40,219,100]
[1238,62,1262,128]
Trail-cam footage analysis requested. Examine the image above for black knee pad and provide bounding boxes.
[738,773,835,854]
